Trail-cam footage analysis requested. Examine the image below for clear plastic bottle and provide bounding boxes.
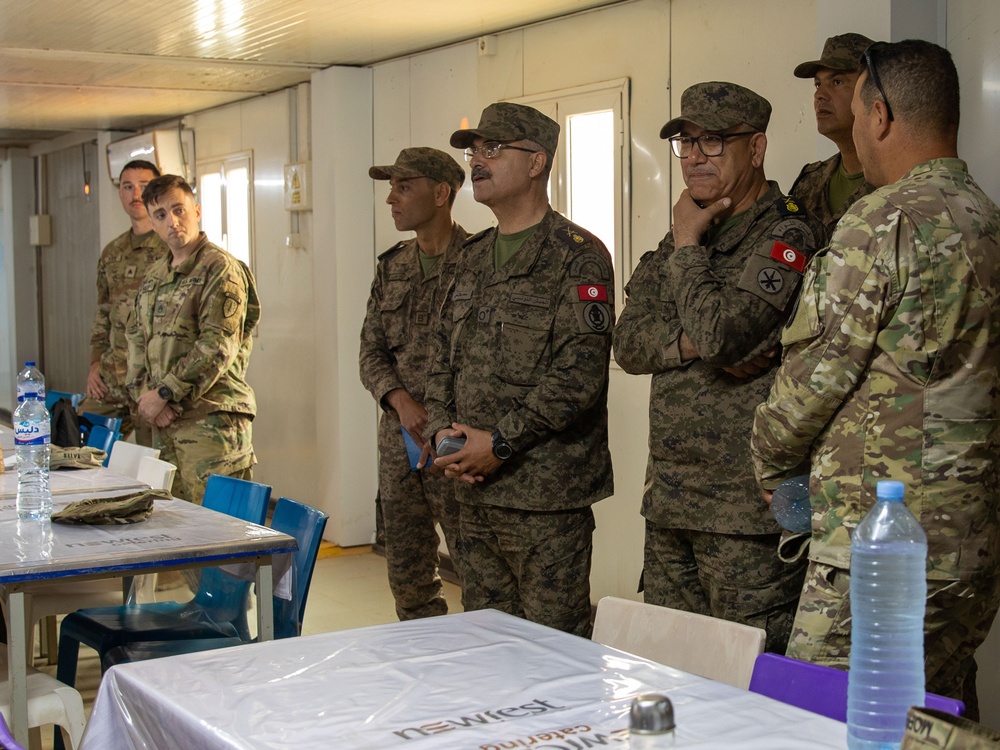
[847,480,927,750]
[770,475,812,533]
[16,360,45,403]
[13,392,53,520]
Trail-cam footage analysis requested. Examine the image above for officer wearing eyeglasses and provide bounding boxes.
[753,40,1000,717]
[424,102,614,638]
[614,81,824,654]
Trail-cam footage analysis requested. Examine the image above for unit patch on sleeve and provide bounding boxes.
[577,284,608,302]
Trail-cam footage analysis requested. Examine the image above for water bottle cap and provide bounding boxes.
[25,361,35,367]
[630,693,675,734]
[876,480,905,501]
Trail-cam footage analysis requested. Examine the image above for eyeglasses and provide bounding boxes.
[463,142,540,162]
[862,44,894,121]
[667,131,756,158]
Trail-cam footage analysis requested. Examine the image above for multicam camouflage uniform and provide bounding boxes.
[790,153,873,237]
[424,209,615,638]
[751,158,1000,716]
[359,223,468,620]
[79,228,166,444]
[614,183,823,654]
[127,232,259,504]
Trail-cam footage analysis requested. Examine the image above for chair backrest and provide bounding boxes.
[44,390,83,411]
[202,474,271,525]
[108,442,160,479]
[135,456,177,491]
[80,412,123,435]
[747,652,966,721]
[269,498,329,638]
[85,425,122,465]
[591,596,766,689]
[189,476,273,625]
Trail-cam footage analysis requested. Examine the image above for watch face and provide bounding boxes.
[158,386,172,400]
[493,439,513,460]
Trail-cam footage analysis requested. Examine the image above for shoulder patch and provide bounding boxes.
[771,218,817,251]
[775,195,805,217]
[769,241,807,273]
[568,251,612,282]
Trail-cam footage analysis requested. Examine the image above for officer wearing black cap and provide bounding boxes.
[791,33,877,234]
[360,146,470,620]
[424,102,615,638]
[614,82,825,654]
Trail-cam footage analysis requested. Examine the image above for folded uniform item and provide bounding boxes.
[50,445,108,470]
[51,489,171,525]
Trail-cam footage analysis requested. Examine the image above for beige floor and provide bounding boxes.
[34,547,463,749]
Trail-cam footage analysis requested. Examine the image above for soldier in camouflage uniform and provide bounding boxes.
[614,82,824,653]
[79,160,167,446]
[126,175,259,505]
[360,147,469,620]
[425,103,614,637]
[752,40,1000,718]
[790,33,876,237]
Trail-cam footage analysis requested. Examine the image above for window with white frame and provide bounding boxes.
[197,152,254,270]
[515,79,630,313]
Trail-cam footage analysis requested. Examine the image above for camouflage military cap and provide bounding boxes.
[369,147,465,192]
[51,488,171,525]
[659,82,772,138]
[794,33,875,77]
[450,102,560,157]
[901,707,1000,749]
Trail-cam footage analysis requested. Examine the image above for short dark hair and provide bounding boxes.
[858,39,959,138]
[142,174,194,209]
[120,160,160,179]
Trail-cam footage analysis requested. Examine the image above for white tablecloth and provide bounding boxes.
[83,609,847,749]
[0,466,147,499]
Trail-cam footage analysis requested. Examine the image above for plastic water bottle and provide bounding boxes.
[770,475,812,533]
[13,392,53,520]
[847,480,927,750]
[16,360,45,403]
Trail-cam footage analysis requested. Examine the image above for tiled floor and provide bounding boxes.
[34,546,462,749]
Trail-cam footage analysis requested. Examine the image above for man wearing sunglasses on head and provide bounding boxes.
[614,82,824,654]
[753,40,1000,717]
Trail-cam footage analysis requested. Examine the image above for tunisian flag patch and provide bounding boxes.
[770,241,806,272]
[578,284,608,302]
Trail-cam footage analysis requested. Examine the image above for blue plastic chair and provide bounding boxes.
[101,498,329,669]
[748,652,965,721]
[54,476,272,691]
[79,412,122,434]
[84,425,122,465]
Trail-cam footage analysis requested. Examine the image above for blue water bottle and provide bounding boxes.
[847,480,927,749]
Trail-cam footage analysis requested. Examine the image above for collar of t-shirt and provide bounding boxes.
[494,222,541,270]
[418,250,442,279]
[827,159,866,214]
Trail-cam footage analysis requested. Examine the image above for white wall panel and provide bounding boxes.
[312,65,377,546]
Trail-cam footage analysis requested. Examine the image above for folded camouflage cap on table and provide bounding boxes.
[901,707,1000,749]
[51,488,171,525]
[50,446,107,470]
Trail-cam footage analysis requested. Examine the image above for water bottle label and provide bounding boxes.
[14,422,50,445]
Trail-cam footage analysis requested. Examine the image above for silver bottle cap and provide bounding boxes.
[630,693,675,734]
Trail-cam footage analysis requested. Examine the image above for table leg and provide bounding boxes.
[7,588,29,747]
[256,556,274,641]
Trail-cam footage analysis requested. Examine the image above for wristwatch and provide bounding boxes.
[157,384,173,401]
[491,429,514,460]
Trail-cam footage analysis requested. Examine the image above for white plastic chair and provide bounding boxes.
[0,652,85,750]
[136,456,177,491]
[591,596,766,689]
[107,442,160,479]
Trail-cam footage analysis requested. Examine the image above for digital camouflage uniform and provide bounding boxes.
[127,232,259,504]
[790,153,874,238]
[751,159,1000,716]
[614,182,823,653]
[424,208,615,638]
[79,228,166,445]
[359,222,468,620]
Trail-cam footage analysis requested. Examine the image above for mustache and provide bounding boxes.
[472,165,491,180]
